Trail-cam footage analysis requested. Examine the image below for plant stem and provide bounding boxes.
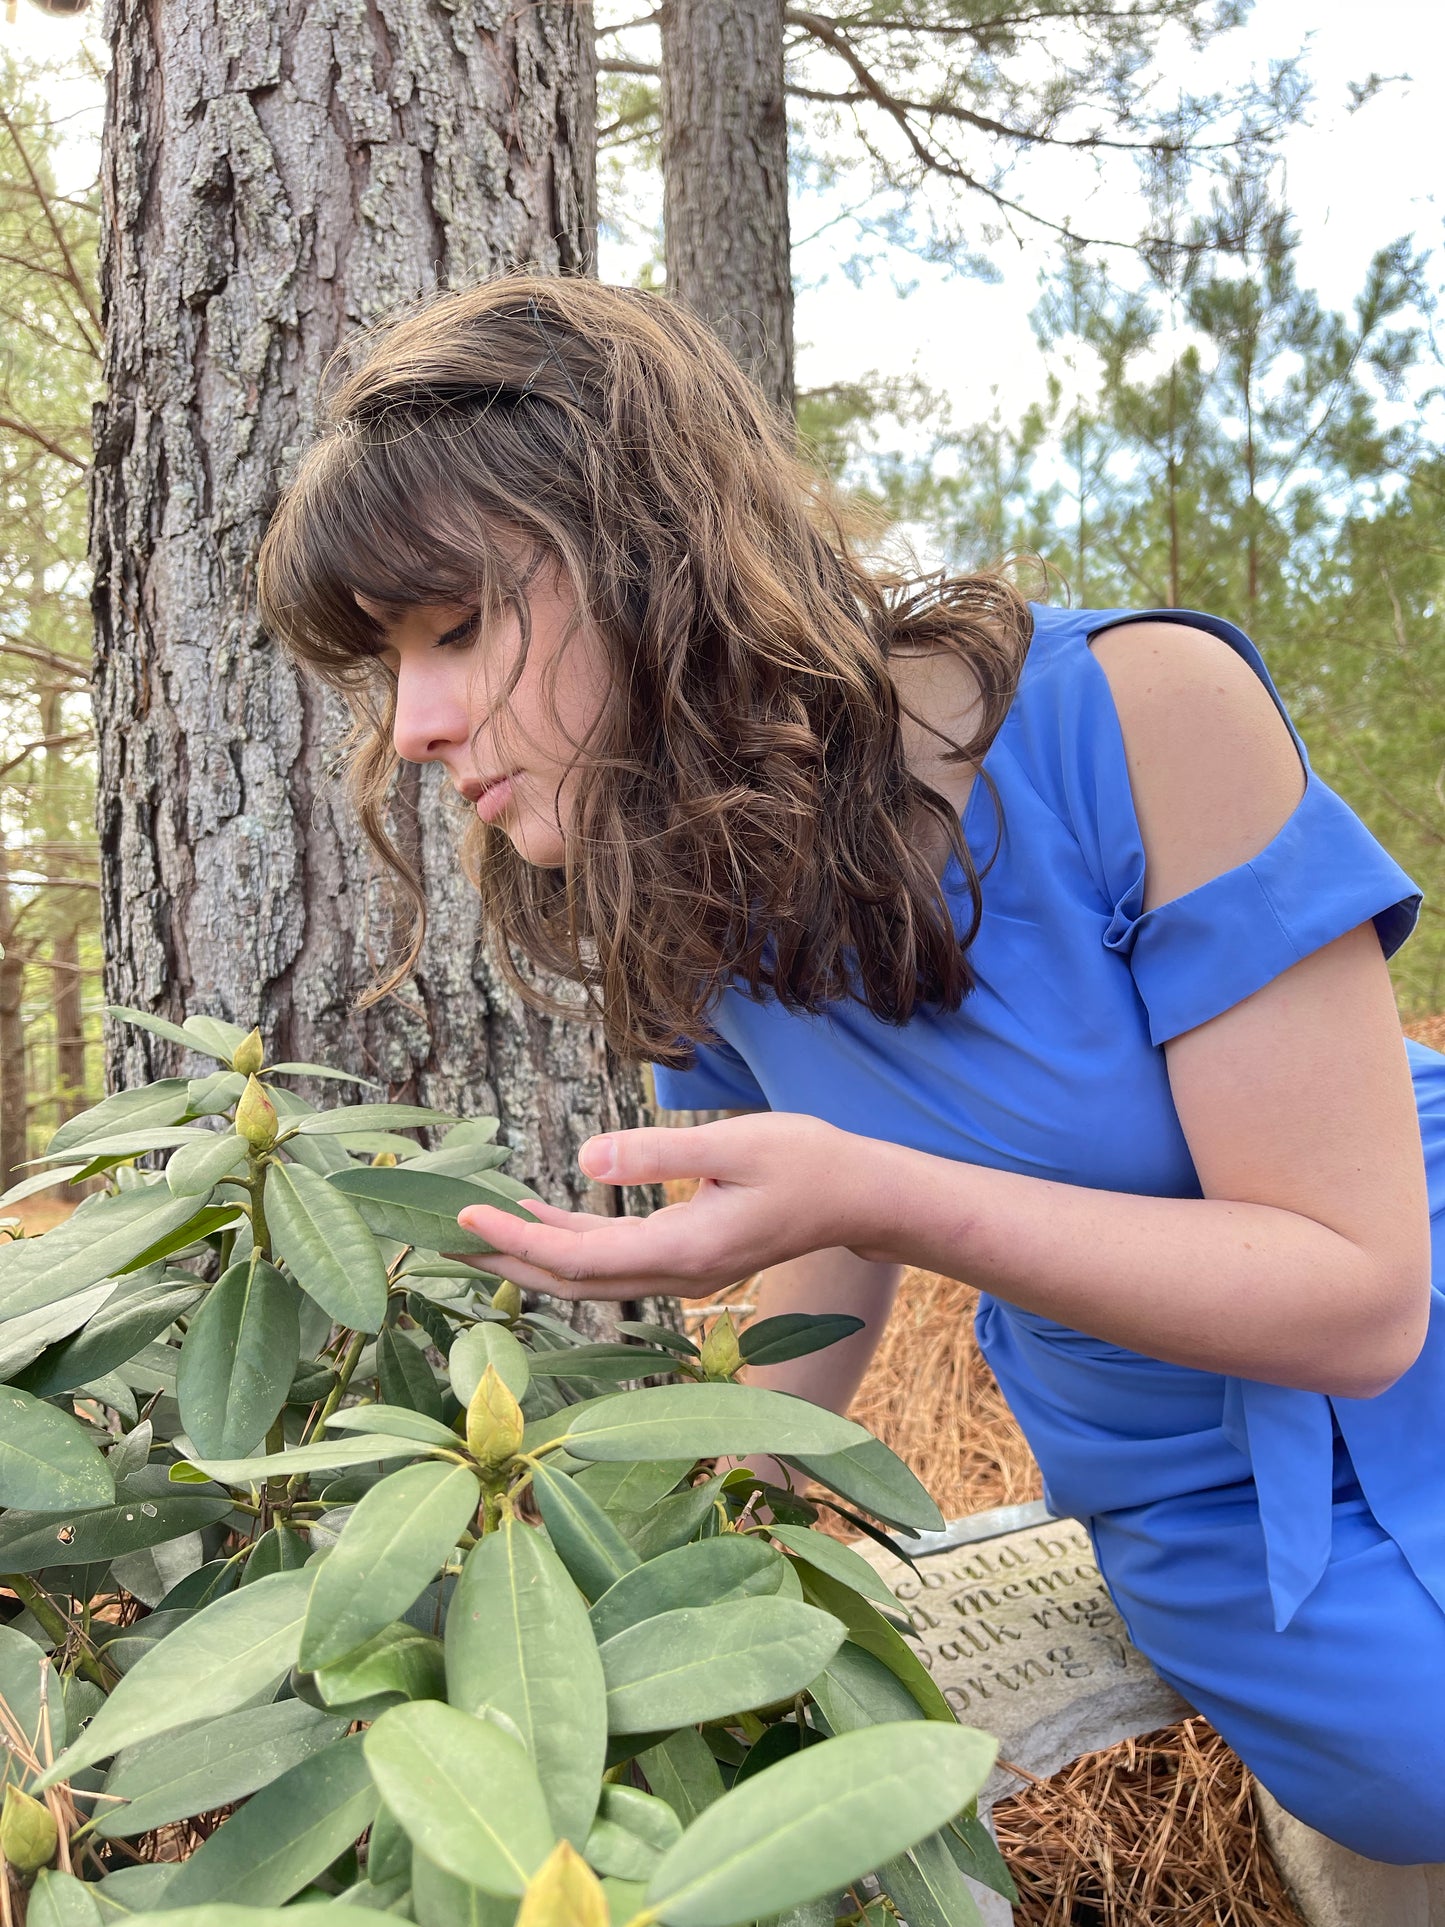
[246,1152,272,1259]
[2,1577,116,1691]
[286,1327,366,1501]
[263,1412,288,1521]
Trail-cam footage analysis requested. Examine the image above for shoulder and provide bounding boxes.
[1085,619,1307,910]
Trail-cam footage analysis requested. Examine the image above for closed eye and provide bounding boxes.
[434,611,481,650]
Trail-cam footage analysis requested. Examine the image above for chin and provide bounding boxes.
[505,819,567,870]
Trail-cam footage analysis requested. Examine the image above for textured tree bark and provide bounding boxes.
[660,0,794,420]
[91,0,667,1330]
[0,841,27,1195]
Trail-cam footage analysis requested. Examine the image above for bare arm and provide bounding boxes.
[733,1246,903,1487]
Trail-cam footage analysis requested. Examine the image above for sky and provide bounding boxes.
[6,0,1443,432]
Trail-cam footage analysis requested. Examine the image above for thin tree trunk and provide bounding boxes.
[661,0,794,419]
[0,841,26,1196]
[92,0,664,1331]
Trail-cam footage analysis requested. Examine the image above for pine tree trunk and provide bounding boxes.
[91,0,666,1331]
[0,842,26,1196]
[660,0,793,419]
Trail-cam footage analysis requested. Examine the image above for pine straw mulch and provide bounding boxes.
[678,1233,1308,1925]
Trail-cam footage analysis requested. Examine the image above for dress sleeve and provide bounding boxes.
[649,1034,770,1112]
[1078,610,1424,1047]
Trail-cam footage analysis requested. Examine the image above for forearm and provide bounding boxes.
[736,1246,903,1487]
[851,1133,1425,1399]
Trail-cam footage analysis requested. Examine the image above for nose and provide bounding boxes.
[391,656,474,766]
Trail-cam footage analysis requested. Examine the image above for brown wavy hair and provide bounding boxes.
[256,272,1033,1072]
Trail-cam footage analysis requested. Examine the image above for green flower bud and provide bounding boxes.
[700,1309,742,1381]
[516,1840,609,1927]
[465,1362,525,1472]
[1,1785,57,1875]
[491,1278,523,1324]
[234,1074,278,1151]
[371,1150,399,1167]
[231,1026,265,1076]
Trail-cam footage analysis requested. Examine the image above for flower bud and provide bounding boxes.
[371,1150,399,1167]
[234,1074,278,1151]
[491,1278,523,1324]
[466,1363,524,1472]
[1,1785,57,1875]
[700,1309,742,1381]
[516,1840,608,1927]
[231,1026,265,1076]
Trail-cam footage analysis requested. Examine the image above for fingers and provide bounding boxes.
[578,1119,743,1187]
[456,1200,681,1285]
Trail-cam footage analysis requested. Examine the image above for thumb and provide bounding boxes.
[578,1121,735,1186]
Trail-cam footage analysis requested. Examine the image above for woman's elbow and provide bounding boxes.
[1332,1263,1432,1400]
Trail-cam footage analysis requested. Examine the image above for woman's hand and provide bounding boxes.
[448,1112,873,1302]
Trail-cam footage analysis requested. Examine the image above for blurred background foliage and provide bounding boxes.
[2,7,1443,1189]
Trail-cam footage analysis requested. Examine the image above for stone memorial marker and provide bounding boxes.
[848,1501,1445,1926]
[849,1501,1190,1816]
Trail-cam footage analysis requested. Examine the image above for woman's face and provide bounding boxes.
[357,561,613,870]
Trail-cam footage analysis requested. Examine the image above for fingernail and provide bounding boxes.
[582,1135,616,1178]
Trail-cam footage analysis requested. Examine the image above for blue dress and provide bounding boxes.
[649,601,1445,1864]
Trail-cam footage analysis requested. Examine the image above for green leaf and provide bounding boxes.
[311,1621,445,1711]
[37,1569,314,1786]
[615,1322,699,1359]
[186,1070,247,1116]
[327,1166,539,1258]
[16,1268,202,1399]
[563,1386,868,1463]
[288,1103,461,1136]
[737,1314,865,1367]
[807,1643,926,1735]
[325,1403,460,1449]
[267,1062,382,1086]
[300,1460,479,1670]
[574,1459,693,1520]
[175,1432,432,1486]
[406,1140,514,1178]
[265,1161,389,1333]
[637,1729,726,1827]
[586,1785,683,1881]
[0,1281,119,1382]
[785,1439,944,1534]
[527,1345,684,1382]
[625,1474,729,1562]
[445,1515,607,1847]
[766,1527,901,1612]
[0,1188,211,1321]
[529,1461,640,1602]
[378,1324,444,1420]
[25,1872,104,1927]
[367,1798,412,1886]
[119,1205,241,1273]
[599,1598,845,1734]
[182,1014,252,1057]
[797,1569,953,1723]
[166,1131,249,1196]
[588,1537,787,1645]
[364,1701,556,1895]
[158,1731,377,1908]
[240,1523,311,1584]
[0,1166,89,1211]
[0,1465,231,1573]
[642,1722,998,1927]
[24,1127,215,1167]
[0,1388,113,1512]
[412,1851,518,1927]
[48,1073,193,1154]
[449,1322,529,1405]
[943,1813,1017,1904]
[876,1827,989,1927]
[0,1627,63,1787]
[97,1701,349,1839]
[176,1260,300,1459]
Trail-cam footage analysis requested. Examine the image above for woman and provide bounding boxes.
[257,274,1445,1864]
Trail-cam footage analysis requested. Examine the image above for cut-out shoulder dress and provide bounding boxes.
[649,601,1445,1864]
